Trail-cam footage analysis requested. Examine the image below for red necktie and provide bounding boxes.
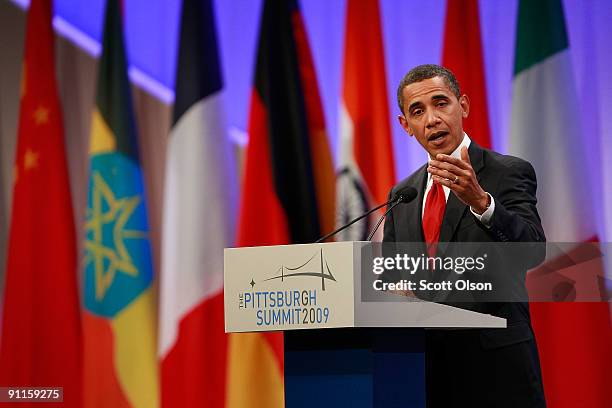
[423,181,446,257]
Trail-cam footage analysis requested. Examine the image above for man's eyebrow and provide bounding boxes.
[431,94,450,101]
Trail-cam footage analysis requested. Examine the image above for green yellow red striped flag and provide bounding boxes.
[83,0,158,406]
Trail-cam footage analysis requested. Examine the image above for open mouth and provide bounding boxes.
[428,131,449,145]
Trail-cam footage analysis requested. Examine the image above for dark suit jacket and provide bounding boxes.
[383,142,547,407]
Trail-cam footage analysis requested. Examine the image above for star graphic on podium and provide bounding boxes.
[85,172,148,300]
[250,278,256,288]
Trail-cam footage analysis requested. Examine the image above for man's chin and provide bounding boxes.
[427,145,452,159]
[426,138,462,158]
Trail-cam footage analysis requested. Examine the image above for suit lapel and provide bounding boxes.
[398,165,427,242]
[438,142,485,243]
[414,167,427,242]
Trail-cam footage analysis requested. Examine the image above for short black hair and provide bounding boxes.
[396,64,461,114]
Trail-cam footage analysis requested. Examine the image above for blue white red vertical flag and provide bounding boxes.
[159,0,237,406]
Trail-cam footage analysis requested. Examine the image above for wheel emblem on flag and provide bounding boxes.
[336,167,370,241]
[84,153,153,317]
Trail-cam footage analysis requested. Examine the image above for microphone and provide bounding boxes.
[316,187,417,243]
[392,187,418,204]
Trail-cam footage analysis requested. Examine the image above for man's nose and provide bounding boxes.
[425,110,441,128]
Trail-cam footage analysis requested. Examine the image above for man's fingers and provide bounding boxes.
[432,174,461,191]
[429,160,470,177]
[435,153,471,170]
[461,146,471,164]
[428,166,460,182]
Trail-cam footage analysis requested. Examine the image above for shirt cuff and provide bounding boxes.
[470,193,495,227]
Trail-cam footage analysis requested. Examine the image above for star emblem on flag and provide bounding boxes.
[33,105,49,125]
[24,149,39,170]
[85,171,148,300]
[23,149,39,170]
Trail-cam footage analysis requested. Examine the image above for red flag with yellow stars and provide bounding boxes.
[0,0,82,405]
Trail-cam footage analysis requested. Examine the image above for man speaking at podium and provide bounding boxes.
[384,65,546,407]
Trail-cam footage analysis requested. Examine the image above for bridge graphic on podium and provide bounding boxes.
[263,248,337,290]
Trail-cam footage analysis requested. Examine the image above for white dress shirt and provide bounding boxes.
[422,133,494,226]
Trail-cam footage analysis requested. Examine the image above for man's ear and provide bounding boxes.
[398,115,413,136]
[459,94,470,118]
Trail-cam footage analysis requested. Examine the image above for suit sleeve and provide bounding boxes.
[487,160,546,244]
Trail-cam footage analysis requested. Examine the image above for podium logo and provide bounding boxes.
[256,248,337,290]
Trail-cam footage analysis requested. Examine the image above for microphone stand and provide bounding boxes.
[366,199,403,241]
[315,200,390,243]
